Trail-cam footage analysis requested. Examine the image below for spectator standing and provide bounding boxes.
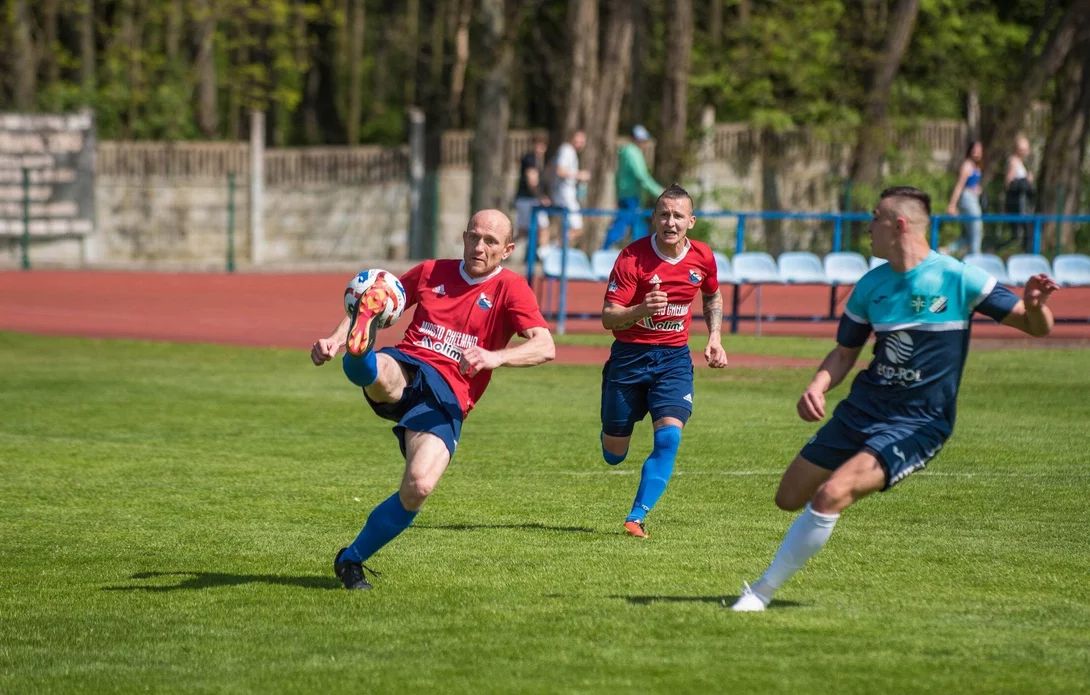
[552,130,590,246]
[943,141,985,256]
[514,134,552,247]
[1004,135,1036,252]
[602,125,664,249]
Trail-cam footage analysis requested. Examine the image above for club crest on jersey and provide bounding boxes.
[929,296,948,313]
[608,279,618,292]
[476,292,493,310]
[688,270,702,284]
[910,295,928,313]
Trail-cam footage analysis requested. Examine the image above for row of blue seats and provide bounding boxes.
[539,247,1090,288]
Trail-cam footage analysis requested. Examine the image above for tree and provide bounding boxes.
[983,0,1090,182]
[11,0,37,110]
[345,0,365,144]
[471,0,525,213]
[1037,33,1090,252]
[849,0,920,189]
[655,0,693,185]
[193,0,218,138]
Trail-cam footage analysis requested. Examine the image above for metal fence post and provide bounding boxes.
[226,173,237,273]
[1032,218,1043,255]
[833,216,843,253]
[1055,184,1065,254]
[21,168,31,270]
[735,214,746,254]
[525,208,539,285]
[557,212,570,336]
[930,217,940,249]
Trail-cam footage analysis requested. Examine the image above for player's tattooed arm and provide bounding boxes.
[702,290,728,368]
[702,291,723,335]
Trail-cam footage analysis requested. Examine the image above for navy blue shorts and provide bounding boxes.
[363,348,463,458]
[601,342,693,437]
[799,407,947,489]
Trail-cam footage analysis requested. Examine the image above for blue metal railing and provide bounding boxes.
[525,206,1090,334]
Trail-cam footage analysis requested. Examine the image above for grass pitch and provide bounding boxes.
[1,332,1088,693]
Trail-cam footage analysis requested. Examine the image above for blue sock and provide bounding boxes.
[601,431,627,466]
[342,350,378,388]
[341,492,419,563]
[627,425,681,522]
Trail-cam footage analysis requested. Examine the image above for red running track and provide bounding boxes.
[1,271,1087,367]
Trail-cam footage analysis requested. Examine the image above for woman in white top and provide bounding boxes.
[1004,135,1035,252]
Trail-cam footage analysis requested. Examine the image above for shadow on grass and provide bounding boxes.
[609,594,804,609]
[415,522,605,535]
[103,571,341,592]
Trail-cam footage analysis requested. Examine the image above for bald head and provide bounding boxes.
[468,209,514,245]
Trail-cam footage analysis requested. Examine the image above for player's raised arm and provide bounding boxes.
[311,314,351,366]
[701,289,728,368]
[1000,274,1058,337]
[601,284,667,330]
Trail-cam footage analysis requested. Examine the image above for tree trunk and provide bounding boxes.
[448,0,474,127]
[194,0,218,137]
[80,0,96,92]
[1037,36,1090,253]
[656,0,694,185]
[166,0,183,66]
[346,0,365,145]
[403,0,420,104]
[562,0,599,139]
[12,0,37,110]
[849,0,920,189]
[581,0,634,248]
[470,0,515,213]
[42,0,60,88]
[760,129,784,254]
[983,0,1090,183]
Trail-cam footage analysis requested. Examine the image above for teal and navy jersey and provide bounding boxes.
[836,252,1019,435]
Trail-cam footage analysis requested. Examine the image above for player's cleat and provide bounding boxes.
[729,581,769,612]
[333,547,378,590]
[623,520,648,538]
[345,277,394,358]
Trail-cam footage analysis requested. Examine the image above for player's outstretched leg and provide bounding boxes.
[731,453,883,611]
[346,275,395,358]
[624,423,682,538]
[335,430,450,590]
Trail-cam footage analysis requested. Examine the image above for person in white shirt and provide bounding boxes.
[551,130,591,246]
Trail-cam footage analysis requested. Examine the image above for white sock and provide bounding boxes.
[751,503,840,603]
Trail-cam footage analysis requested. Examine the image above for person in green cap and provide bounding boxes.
[603,125,664,249]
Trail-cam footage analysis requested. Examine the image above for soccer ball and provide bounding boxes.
[343,269,407,328]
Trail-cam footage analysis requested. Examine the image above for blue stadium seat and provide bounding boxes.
[1006,254,1053,286]
[541,247,598,281]
[713,252,734,283]
[963,253,1011,285]
[778,252,830,284]
[591,249,621,281]
[823,252,869,285]
[1053,253,1090,287]
[731,252,782,284]
[869,256,888,269]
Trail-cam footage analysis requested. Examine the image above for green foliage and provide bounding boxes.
[2,333,1090,691]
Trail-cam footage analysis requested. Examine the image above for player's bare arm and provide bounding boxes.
[797,344,864,422]
[702,290,728,368]
[601,283,668,330]
[311,315,352,366]
[459,326,556,377]
[1001,274,1058,337]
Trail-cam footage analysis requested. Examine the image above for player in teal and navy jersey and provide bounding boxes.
[600,184,729,538]
[732,186,1060,611]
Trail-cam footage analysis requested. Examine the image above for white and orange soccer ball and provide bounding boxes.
[343,269,407,328]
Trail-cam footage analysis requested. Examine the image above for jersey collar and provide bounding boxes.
[651,235,691,265]
[459,260,503,285]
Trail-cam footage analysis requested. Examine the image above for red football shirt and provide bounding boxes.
[395,259,548,416]
[604,236,719,346]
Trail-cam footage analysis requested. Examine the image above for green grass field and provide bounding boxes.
[2,331,1089,693]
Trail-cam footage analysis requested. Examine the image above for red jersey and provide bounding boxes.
[396,259,548,416]
[604,236,719,346]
